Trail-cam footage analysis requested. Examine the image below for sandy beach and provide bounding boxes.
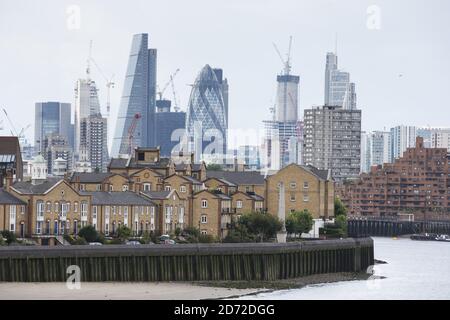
[0,282,264,300]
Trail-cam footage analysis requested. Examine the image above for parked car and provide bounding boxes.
[88,242,103,246]
[125,240,141,245]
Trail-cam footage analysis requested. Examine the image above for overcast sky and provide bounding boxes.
[1,0,449,149]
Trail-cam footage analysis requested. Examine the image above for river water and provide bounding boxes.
[245,237,450,300]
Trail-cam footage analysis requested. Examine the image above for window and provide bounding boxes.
[112,206,116,215]
[290,194,296,202]
[180,185,186,193]
[138,152,145,161]
[79,184,86,191]
[37,202,45,218]
[201,199,208,208]
[245,186,251,192]
[201,215,207,224]
[303,195,309,202]
[46,202,52,212]
[36,221,42,235]
[165,186,171,191]
[179,207,185,224]
[236,200,243,209]
[303,182,309,189]
[290,182,297,189]
[122,185,129,192]
[54,202,59,213]
[96,184,102,191]
[105,206,110,219]
[20,205,25,214]
[93,206,98,219]
[9,205,16,232]
[123,207,128,226]
[109,185,114,192]
[143,183,151,191]
[73,202,78,212]
[81,202,88,217]
[201,230,207,235]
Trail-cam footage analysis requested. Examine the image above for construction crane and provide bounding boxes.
[272,36,293,76]
[157,68,180,106]
[170,71,180,112]
[128,113,142,155]
[88,40,115,117]
[2,108,30,143]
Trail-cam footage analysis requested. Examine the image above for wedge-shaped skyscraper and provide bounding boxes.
[112,33,157,157]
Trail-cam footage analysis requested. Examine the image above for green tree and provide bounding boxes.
[334,197,348,217]
[1,230,17,244]
[335,214,348,235]
[117,226,132,242]
[286,210,313,237]
[77,225,99,243]
[239,212,282,242]
[206,164,223,171]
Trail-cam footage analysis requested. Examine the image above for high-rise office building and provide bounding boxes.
[34,102,71,154]
[79,114,109,172]
[112,33,157,157]
[155,100,186,157]
[303,105,362,181]
[44,134,73,175]
[360,131,371,173]
[74,78,101,155]
[389,125,417,162]
[186,64,227,162]
[360,131,390,173]
[324,52,356,110]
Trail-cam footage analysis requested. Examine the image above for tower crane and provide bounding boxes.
[88,40,115,118]
[157,69,180,109]
[272,36,293,76]
[2,108,31,143]
[128,113,142,156]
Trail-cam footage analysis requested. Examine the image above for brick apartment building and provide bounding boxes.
[338,137,450,220]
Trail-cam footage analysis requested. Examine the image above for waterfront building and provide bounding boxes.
[112,33,157,157]
[339,137,450,220]
[324,52,356,110]
[34,102,71,154]
[303,105,362,181]
[186,65,228,162]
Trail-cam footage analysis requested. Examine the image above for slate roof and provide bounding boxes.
[0,188,27,205]
[70,172,115,183]
[80,192,155,206]
[140,191,172,200]
[304,165,332,181]
[11,178,63,194]
[192,164,203,171]
[108,158,128,169]
[206,171,265,185]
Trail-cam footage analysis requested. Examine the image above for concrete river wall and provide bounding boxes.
[0,238,374,282]
[348,219,450,237]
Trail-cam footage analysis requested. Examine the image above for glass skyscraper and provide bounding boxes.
[112,33,157,157]
[324,52,356,110]
[186,65,227,162]
[34,102,71,154]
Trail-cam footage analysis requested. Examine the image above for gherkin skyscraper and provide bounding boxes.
[111,33,157,157]
[186,65,227,162]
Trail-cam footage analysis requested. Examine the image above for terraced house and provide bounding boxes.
[0,145,335,243]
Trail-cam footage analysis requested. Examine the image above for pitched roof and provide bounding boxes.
[205,176,237,187]
[304,165,332,181]
[11,178,63,195]
[140,190,172,200]
[80,191,155,206]
[192,163,204,171]
[194,189,232,200]
[0,188,27,205]
[231,191,264,201]
[70,172,115,183]
[206,171,265,185]
[108,158,128,169]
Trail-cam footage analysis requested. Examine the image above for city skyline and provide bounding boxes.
[1,0,450,150]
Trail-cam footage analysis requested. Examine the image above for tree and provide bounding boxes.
[0,230,17,244]
[78,225,100,243]
[117,226,132,242]
[335,214,347,235]
[238,212,282,242]
[206,164,223,171]
[335,197,348,217]
[286,210,313,237]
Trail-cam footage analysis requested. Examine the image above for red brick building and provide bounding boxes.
[338,137,450,220]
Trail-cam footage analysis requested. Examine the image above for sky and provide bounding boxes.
[1,0,450,149]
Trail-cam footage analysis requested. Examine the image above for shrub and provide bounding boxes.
[238,212,282,242]
[73,237,88,245]
[78,225,100,243]
[117,226,132,242]
[286,210,313,237]
[0,230,17,244]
